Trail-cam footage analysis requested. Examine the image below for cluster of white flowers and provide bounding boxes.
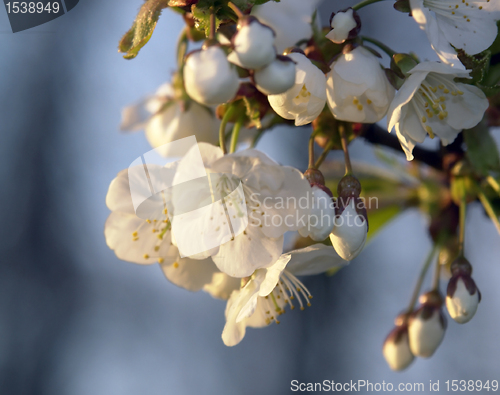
[112,0,500,361]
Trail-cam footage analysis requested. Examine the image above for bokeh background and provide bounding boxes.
[1,0,499,394]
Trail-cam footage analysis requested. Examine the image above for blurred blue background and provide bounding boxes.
[0,0,499,394]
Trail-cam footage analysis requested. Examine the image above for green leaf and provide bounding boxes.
[464,122,500,175]
[191,2,221,37]
[392,53,418,76]
[456,49,491,85]
[119,0,169,60]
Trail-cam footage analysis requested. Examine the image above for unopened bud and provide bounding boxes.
[446,257,480,324]
[383,313,414,371]
[408,291,446,358]
[326,8,361,44]
[228,17,277,70]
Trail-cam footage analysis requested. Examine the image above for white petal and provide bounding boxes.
[286,244,348,276]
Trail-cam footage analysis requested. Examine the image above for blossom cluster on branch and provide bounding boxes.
[108,0,500,370]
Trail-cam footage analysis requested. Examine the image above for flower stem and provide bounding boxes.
[407,243,439,312]
[458,193,467,256]
[486,175,500,195]
[209,7,216,40]
[219,106,235,155]
[352,0,386,11]
[478,189,500,236]
[229,116,243,153]
[314,139,336,169]
[339,123,353,175]
[227,2,244,19]
[308,133,316,169]
[431,249,441,291]
[360,36,396,58]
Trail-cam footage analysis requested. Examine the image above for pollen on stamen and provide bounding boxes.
[357,104,363,111]
[457,91,464,95]
[132,231,138,237]
[353,98,359,105]
[426,126,435,138]
[154,246,160,252]
[422,116,427,123]
[173,262,179,268]
[158,257,164,263]
[144,254,150,259]
[146,219,151,224]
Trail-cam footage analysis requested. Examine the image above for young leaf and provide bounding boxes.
[463,122,500,176]
[119,0,169,60]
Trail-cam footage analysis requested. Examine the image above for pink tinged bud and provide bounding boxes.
[408,292,446,358]
[227,18,277,70]
[383,320,414,371]
[254,56,296,95]
[326,8,360,44]
[446,276,480,324]
[184,46,240,106]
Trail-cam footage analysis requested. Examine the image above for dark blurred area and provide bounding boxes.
[1,1,499,394]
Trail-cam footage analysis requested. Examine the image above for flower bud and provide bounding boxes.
[227,17,277,70]
[304,168,325,186]
[329,198,367,261]
[383,314,414,371]
[184,46,240,106]
[254,55,296,95]
[326,46,395,123]
[446,256,481,324]
[326,8,361,44]
[408,291,446,358]
[299,185,335,242]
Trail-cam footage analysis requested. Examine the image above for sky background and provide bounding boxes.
[0,0,499,394]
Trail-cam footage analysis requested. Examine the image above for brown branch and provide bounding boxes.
[361,123,444,170]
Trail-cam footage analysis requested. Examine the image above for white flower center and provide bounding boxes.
[293,84,312,105]
[131,202,172,263]
[351,96,373,111]
[412,73,464,137]
[261,270,313,325]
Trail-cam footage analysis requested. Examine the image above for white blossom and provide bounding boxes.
[222,244,347,346]
[227,18,276,70]
[410,0,500,68]
[104,168,239,298]
[254,56,296,95]
[170,143,311,278]
[268,52,326,126]
[327,46,395,123]
[252,0,321,53]
[387,61,488,160]
[184,46,240,106]
[326,8,358,44]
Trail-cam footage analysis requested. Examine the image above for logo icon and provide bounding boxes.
[127,136,249,258]
[3,0,79,33]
